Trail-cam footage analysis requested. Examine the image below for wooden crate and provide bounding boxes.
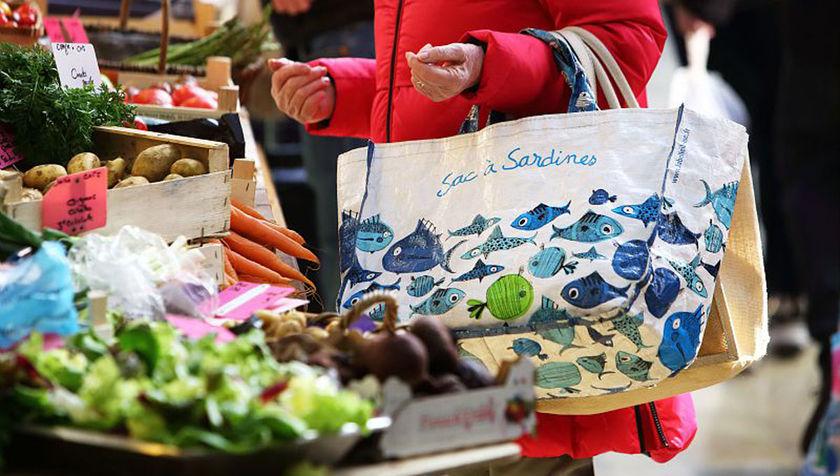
[0,1,44,46]
[2,126,231,243]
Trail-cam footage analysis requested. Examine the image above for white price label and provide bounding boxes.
[50,43,102,89]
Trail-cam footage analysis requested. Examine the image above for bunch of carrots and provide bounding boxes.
[221,198,318,290]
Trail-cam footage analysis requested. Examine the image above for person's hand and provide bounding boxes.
[405,43,484,102]
[674,4,716,37]
[271,0,313,15]
[268,58,335,125]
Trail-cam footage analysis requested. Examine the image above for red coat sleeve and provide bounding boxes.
[304,57,376,139]
[460,0,666,114]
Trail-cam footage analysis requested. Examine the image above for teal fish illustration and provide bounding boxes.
[612,194,674,227]
[341,278,402,309]
[467,274,534,321]
[529,297,582,355]
[368,304,386,322]
[668,254,708,298]
[448,214,501,240]
[509,338,548,361]
[659,304,705,372]
[407,275,444,297]
[410,287,466,316]
[616,351,653,382]
[384,219,465,273]
[452,259,504,283]
[528,245,578,278]
[587,326,615,347]
[608,312,651,351]
[703,219,725,253]
[592,383,632,394]
[355,215,394,253]
[536,362,582,393]
[695,180,739,229]
[576,353,615,379]
[461,226,536,260]
[551,211,623,243]
[572,246,606,262]
[511,201,571,231]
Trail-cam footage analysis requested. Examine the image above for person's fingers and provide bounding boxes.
[274,63,321,94]
[272,65,325,112]
[288,76,331,120]
[417,44,466,64]
[267,57,293,71]
[300,90,330,123]
[410,59,459,87]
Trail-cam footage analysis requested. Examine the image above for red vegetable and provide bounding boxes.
[12,2,36,26]
[133,117,148,131]
[180,95,218,110]
[172,84,212,106]
[0,12,15,26]
[131,88,173,107]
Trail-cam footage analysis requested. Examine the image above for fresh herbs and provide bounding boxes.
[0,44,135,167]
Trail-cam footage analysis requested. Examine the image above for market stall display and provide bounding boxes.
[0,1,41,46]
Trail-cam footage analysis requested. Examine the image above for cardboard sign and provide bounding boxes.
[0,124,23,169]
[50,43,102,89]
[42,167,107,235]
[214,282,295,320]
[165,314,235,344]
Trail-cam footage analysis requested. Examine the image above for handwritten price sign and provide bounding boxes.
[42,167,107,235]
[50,43,102,90]
[0,124,23,169]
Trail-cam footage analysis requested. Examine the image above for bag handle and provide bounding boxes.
[119,0,170,75]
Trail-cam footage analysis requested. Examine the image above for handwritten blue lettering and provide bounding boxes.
[437,171,478,197]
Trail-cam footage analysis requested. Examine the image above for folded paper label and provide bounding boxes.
[42,167,107,235]
[51,43,101,89]
[214,282,296,320]
[0,124,23,169]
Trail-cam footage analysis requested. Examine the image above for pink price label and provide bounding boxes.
[0,124,23,169]
[165,314,234,344]
[43,17,66,43]
[61,18,89,44]
[42,167,107,235]
[214,282,296,320]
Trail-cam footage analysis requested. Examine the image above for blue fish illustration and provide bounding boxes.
[339,210,360,273]
[384,219,465,274]
[461,226,536,260]
[587,326,615,347]
[452,259,504,283]
[511,201,571,231]
[561,272,629,309]
[551,211,624,243]
[338,259,383,308]
[509,338,548,361]
[589,189,617,205]
[572,246,606,262]
[703,219,725,253]
[668,254,708,298]
[407,275,445,297]
[645,267,681,318]
[409,287,466,316]
[702,260,720,278]
[447,214,500,240]
[659,304,705,372]
[612,239,650,280]
[657,212,701,246]
[612,194,673,227]
[341,278,402,309]
[592,383,632,394]
[355,215,394,253]
[529,297,583,355]
[695,180,739,229]
[528,246,577,278]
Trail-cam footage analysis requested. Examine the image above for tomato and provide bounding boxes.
[133,117,148,131]
[12,3,36,26]
[180,95,218,110]
[171,84,212,106]
[0,12,16,27]
[0,2,11,17]
[130,88,174,106]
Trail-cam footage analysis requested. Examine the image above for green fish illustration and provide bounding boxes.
[608,312,651,352]
[529,296,582,355]
[467,273,534,321]
[615,351,653,382]
[536,362,581,394]
[576,353,615,380]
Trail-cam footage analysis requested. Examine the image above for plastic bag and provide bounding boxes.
[68,226,218,319]
[0,242,78,349]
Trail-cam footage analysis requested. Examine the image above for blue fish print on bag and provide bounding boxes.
[702,260,720,278]
[658,304,705,373]
[587,326,616,347]
[608,312,651,351]
[551,211,624,243]
[703,220,725,253]
[338,259,383,307]
[511,201,571,230]
[355,215,394,253]
[447,214,500,240]
[577,353,615,379]
[510,338,549,361]
[561,271,629,309]
[461,226,537,260]
[339,211,360,273]
[695,180,739,229]
[406,275,444,297]
[368,304,386,322]
[616,351,653,382]
[644,267,681,318]
[529,297,583,355]
[612,194,673,227]
[384,219,465,273]
[341,278,402,309]
[668,254,708,298]
[589,189,617,205]
[409,287,466,316]
[612,239,651,280]
[592,383,632,394]
[452,259,504,283]
[572,246,606,262]
[657,212,701,246]
[528,246,578,278]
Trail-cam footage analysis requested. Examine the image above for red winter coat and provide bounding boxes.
[307,0,696,461]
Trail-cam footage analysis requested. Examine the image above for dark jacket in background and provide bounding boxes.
[268,0,374,59]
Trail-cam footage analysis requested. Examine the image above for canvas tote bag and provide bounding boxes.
[335,27,767,414]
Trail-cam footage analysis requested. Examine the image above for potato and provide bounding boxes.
[20,188,43,202]
[170,158,207,177]
[67,152,101,174]
[131,144,181,182]
[114,176,150,189]
[163,173,184,181]
[105,158,126,188]
[23,164,67,191]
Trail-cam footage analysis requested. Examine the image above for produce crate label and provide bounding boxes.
[0,124,23,169]
[50,43,102,89]
[42,167,107,235]
[43,17,66,43]
[214,282,295,320]
[60,18,90,44]
[165,314,234,344]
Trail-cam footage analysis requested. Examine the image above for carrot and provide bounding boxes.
[237,273,294,287]
[224,246,296,286]
[221,244,239,282]
[223,232,315,288]
[231,198,307,245]
[265,221,306,245]
[230,207,319,264]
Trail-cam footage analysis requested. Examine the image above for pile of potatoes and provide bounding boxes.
[20,144,209,199]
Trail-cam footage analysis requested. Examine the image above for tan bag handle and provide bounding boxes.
[119,0,170,75]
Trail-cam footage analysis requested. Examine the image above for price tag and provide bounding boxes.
[165,314,235,344]
[43,17,66,43]
[42,167,107,235]
[60,18,90,44]
[0,124,23,169]
[214,282,296,320]
[50,43,102,89]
